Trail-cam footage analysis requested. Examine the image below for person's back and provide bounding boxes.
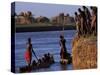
[60,39,67,52]
[74,12,81,36]
[80,10,86,20]
[83,6,91,20]
[83,6,91,34]
[78,8,87,35]
[60,35,67,59]
[90,6,97,35]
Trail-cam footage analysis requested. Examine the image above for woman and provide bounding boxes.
[59,35,67,59]
[24,38,33,67]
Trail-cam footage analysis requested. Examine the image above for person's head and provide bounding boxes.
[32,60,37,65]
[28,38,31,43]
[33,60,36,63]
[90,6,97,10]
[44,54,47,58]
[47,53,50,56]
[38,59,42,63]
[90,6,93,10]
[90,6,97,15]
[78,8,82,13]
[82,6,86,10]
[75,12,78,16]
[60,35,64,39]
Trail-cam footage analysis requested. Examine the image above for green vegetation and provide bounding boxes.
[16,23,75,28]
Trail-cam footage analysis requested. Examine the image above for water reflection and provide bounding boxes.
[60,64,67,70]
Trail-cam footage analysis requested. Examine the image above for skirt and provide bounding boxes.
[24,50,32,64]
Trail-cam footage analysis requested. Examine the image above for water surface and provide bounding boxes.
[15,30,76,72]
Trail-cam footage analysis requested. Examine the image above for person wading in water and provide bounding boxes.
[59,35,67,59]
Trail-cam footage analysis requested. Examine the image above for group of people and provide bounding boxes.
[74,6,97,37]
[25,36,68,67]
[24,6,97,66]
[32,53,54,68]
[24,38,54,67]
[59,6,97,60]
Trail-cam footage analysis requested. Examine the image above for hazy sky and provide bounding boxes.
[15,2,91,18]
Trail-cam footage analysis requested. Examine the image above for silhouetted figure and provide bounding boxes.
[50,54,55,63]
[47,53,50,62]
[32,60,37,68]
[24,38,33,67]
[59,35,67,59]
[74,12,81,36]
[83,6,91,34]
[42,57,45,62]
[38,59,42,67]
[90,6,97,35]
[78,8,87,35]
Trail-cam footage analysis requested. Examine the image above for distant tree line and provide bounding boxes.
[13,11,75,25]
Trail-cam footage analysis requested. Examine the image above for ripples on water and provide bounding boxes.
[15,30,76,72]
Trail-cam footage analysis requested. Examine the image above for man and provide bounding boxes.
[78,8,87,35]
[74,12,81,36]
[90,6,97,35]
[59,35,67,59]
[82,6,91,34]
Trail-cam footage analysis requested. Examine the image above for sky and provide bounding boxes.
[15,2,91,18]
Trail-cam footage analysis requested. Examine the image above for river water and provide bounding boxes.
[15,30,76,73]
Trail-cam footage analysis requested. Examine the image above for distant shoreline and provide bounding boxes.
[16,25,76,33]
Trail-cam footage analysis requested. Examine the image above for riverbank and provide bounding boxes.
[15,24,76,33]
[72,35,97,69]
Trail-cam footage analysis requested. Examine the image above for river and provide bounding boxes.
[15,30,76,73]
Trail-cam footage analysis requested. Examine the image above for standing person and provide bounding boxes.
[82,6,91,34]
[78,8,87,35]
[24,38,33,67]
[74,12,81,37]
[90,6,97,35]
[59,35,67,59]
